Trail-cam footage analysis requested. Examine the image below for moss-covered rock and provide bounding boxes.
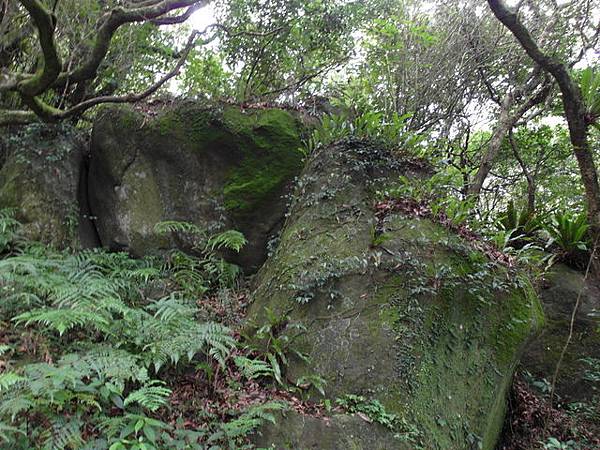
[247,139,543,449]
[89,101,304,271]
[254,410,403,449]
[521,264,600,412]
[0,124,89,248]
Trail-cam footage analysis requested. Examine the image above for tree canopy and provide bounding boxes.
[1,0,599,237]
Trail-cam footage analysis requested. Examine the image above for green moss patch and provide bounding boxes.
[221,108,304,215]
[147,103,304,216]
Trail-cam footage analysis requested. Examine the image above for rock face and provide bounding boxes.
[89,102,304,271]
[521,264,600,409]
[256,411,401,449]
[248,140,543,449]
[0,124,92,248]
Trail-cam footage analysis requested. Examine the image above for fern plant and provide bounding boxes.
[155,220,246,293]
[298,113,347,155]
[0,244,240,448]
[123,381,171,412]
[336,394,398,430]
[494,200,543,250]
[497,201,542,234]
[242,308,312,390]
[208,401,286,449]
[546,211,590,255]
[0,208,21,253]
[0,218,288,448]
[100,413,172,450]
[579,67,600,131]
[299,110,414,155]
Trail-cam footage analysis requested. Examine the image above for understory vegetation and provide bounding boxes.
[0,212,419,449]
[0,214,290,449]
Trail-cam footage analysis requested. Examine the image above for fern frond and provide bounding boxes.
[123,266,162,283]
[0,372,25,392]
[0,344,11,357]
[0,421,25,443]
[212,401,286,443]
[41,416,84,450]
[207,230,247,252]
[147,294,196,322]
[123,380,171,412]
[234,356,275,380]
[0,396,34,420]
[154,220,205,237]
[140,320,235,371]
[61,347,146,386]
[13,308,110,336]
[0,257,40,278]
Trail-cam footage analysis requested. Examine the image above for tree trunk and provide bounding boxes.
[487,0,600,242]
[509,129,536,214]
[570,128,600,234]
[469,91,515,196]
[469,75,551,199]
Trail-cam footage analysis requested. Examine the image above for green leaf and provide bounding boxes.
[143,425,156,443]
[0,372,25,392]
[135,419,144,434]
[266,353,282,385]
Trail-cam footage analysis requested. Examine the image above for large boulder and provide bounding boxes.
[0,124,92,248]
[248,139,544,449]
[89,102,304,271]
[521,264,600,409]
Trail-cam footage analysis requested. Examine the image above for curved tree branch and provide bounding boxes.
[469,75,552,196]
[58,30,203,119]
[55,0,207,86]
[0,109,37,125]
[17,0,61,96]
[151,4,203,25]
[509,128,536,214]
[0,0,209,125]
[0,29,206,126]
[1,2,296,127]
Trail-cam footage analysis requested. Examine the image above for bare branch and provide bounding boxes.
[4,29,205,125]
[469,74,552,196]
[58,30,203,118]
[509,128,535,213]
[55,0,208,86]
[487,0,600,234]
[486,0,585,117]
[151,4,202,25]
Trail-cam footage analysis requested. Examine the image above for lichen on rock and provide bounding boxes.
[248,139,544,449]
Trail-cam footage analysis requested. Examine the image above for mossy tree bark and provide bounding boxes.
[0,0,208,125]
